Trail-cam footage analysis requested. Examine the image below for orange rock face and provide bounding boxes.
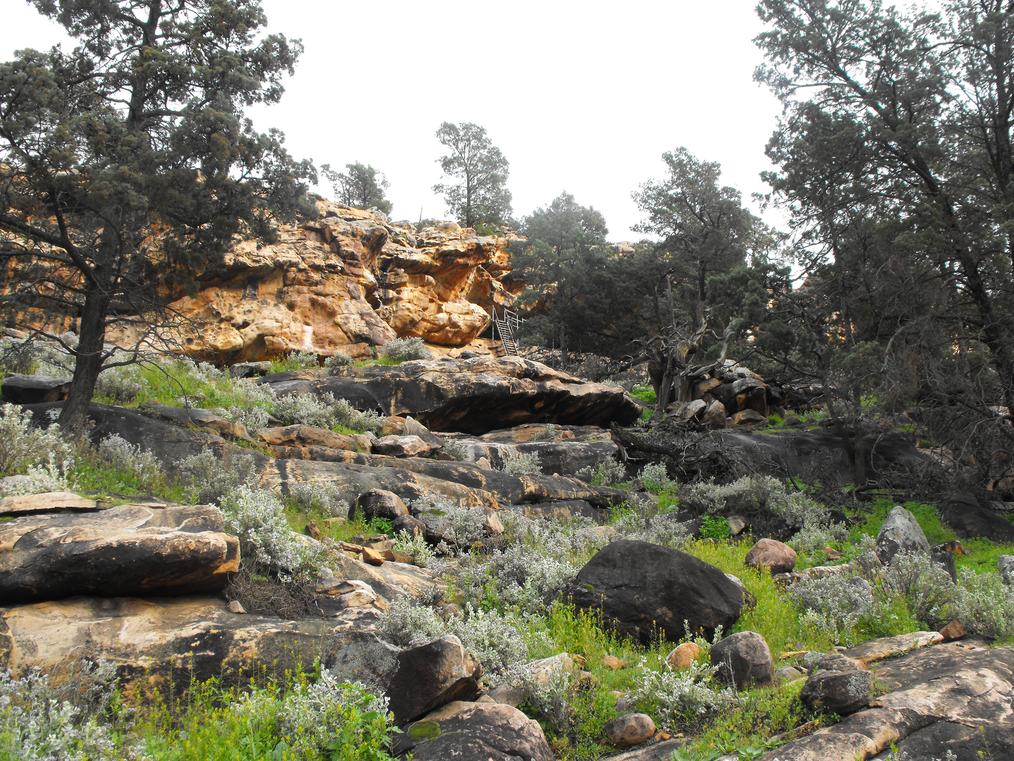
[98,202,516,362]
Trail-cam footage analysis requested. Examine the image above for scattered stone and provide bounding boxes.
[568,540,744,643]
[1,374,71,404]
[227,600,246,614]
[0,596,399,696]
[701,399,728,429]
[876,505,930,564]
[745,538,797,574]
[395,701,554,761]
[731,409,767,426]
[800,655,872,716]
[372,434,441,458]
[602,655,626,670]
[667,642,704,670]
[710,631,774,689]
[602,739,687,760]
[939,620,967,641]
[354,488,410,521]
[387,635,481,724]
[772,641,1014,759]
[0,503,240,602]
[604,713,656,748]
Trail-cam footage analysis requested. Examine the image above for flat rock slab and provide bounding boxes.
[762,640,1014,760]
[271,356,641,434]
[0,491,98,516]
[842,631,943,666]
[1,374,71,404]
[0,503,240,602]
[0,596,399,698]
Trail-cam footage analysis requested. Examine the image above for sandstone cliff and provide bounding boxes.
[100,201,517,361]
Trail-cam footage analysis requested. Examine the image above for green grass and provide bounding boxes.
[284,504,392,544]
[123,673,394,761]
[70,455,186,503]
[629,384,656,405]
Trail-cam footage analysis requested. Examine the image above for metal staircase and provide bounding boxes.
[491,307,522,356]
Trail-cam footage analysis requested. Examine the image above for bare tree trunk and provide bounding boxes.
[59,283,109,432]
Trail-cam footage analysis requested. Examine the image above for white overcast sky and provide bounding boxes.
[2,1,785,241]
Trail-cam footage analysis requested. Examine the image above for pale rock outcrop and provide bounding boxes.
[99,203,516,361]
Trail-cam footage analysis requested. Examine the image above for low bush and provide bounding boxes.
[790,573,874,645]
[287,481,352,519]
[392,530,435,567]
[496,448,542,476]
[629,658,741,733]
[270,351,319,373]
[96,434,164,489]
[0,664,118,761]
[638,461,675,495]
[380,337,428,363]
[272,393,383,434]
[176,449,259,505]
[221,486,329,583]
[0,404,75,478]
[94,363,145,404]
[954,570,1014,640]
[881,551,957,625]
[576,458,626,487]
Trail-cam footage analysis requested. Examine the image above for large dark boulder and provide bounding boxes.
[386,635,481,724]
[0,502,239,603]
[710,631,774,689]
[939,493,1014,542]
[568,540,744,643]
[395,701,554,761]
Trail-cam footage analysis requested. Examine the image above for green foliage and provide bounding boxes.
[433,122,512,229]
[322,162,393,215]
[699,515,731,541]
[379,338,428,363]
[629,384,657,404]
[0,0,313,428]
[269,352,320,373]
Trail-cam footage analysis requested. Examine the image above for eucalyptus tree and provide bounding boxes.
[433,121,512,230]
[323,162,392,215]
[0,0,314,429]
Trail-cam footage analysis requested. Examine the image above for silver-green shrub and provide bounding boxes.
[287,481,352,519]
[176,449,258,504]
[639,461,675,494]
[220,486,328,582]
[628,659,741,732]
[0,665,117,761]
[790,573,874,645]
[576,457,626,486]
[96,434,163,487]
[954,570,1014,639]
[94,364,144,404]
[392,530,435,567]
[881,551,957,625]
[380,337,428,362]
[0,404,75,477]
[496,448,542,476]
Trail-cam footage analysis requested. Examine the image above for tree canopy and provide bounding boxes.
[0,0,313,428]
[433,121,512,231]
[322,162,392,215]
